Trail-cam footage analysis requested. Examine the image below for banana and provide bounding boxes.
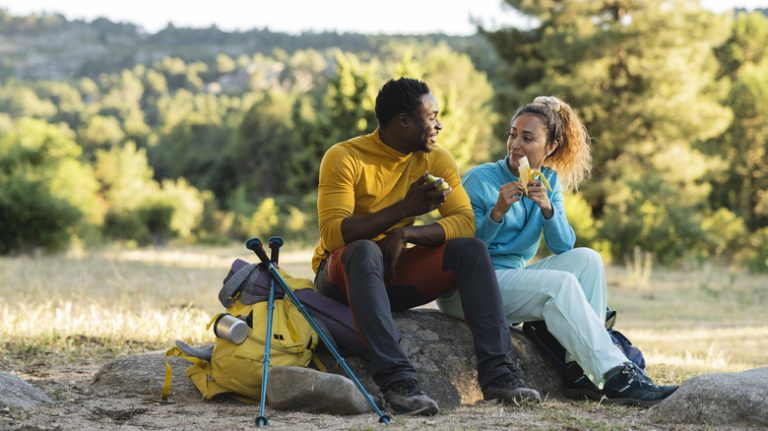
[518,156,552,194]
[426,173,450,191]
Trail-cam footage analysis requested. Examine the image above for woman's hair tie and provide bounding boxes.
[533,95,561,113]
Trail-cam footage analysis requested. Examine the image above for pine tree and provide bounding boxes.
[484,0,732,261]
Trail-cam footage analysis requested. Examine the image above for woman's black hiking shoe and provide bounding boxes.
[382,378,439,416]
[602,362,678,407]
[562,362,603,401]
[482,372,542,405]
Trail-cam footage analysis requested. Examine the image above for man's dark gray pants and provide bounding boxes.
[315,237,518,391]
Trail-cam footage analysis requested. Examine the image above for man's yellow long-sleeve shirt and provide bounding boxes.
[312,129,476,273]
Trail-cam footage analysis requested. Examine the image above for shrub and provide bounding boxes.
[746,227,768,272]
[0,177,81,253]
[701,208,748,261]
[103,209,151,246]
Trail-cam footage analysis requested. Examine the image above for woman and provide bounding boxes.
[437,96,676,406]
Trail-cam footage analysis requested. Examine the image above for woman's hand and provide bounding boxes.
[491,181,524,222]
[526,180,553,219]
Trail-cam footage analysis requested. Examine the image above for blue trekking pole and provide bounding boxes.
[254,236,282,427]
[246,237,391,426]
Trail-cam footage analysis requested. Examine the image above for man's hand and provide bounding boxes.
[399,173,451,218]
[377,228,406,282]
[526,180,553,219]
[491,181,523,222]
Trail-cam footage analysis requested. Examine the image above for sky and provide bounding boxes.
[1,0,767,35]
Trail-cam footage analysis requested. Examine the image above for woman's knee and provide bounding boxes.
[572,247,602,261]
[550,272,583,298]
[567,247,604,270]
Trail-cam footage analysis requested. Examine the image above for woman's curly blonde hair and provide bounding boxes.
[511,96,592,191]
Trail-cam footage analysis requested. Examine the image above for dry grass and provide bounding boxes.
[2,246,767,430]
[0,245,315,368]
[1,245,767,383]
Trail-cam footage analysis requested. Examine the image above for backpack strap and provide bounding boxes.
[311,354,327,372]
[162,346,209,401]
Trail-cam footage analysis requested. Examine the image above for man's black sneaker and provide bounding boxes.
[562,361,603,401]
[602,362,678,407]
[482,372,542,405]
[383,378,439,416]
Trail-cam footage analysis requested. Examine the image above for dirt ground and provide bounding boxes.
[2,363,756,431]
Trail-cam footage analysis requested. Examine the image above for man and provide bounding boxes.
[312,77,541,416]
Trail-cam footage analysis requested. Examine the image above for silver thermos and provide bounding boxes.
[213,314,249,344]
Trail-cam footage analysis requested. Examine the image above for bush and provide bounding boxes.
[156,178,205,241]
[701,208,747,261]
[746,227,768,272]
[103,200,175,246]
[599,177,710,265]
[136,201,175,246]
[564,192,597,247]
[0,177,81,253]
[246,198,279,239]
[193,190,233,245]
[0,118,99,253]
[103,209,151,246]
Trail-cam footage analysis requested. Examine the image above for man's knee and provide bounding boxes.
[445,237,489,265]
[448,236,486,251]
[342,240,384,270]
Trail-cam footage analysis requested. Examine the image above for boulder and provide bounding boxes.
[317,309,563,409]
[649,367,768,427]
[267,366,372,415]
[92,309,565,410]
[91,351,201,401]
[0,371,52,411]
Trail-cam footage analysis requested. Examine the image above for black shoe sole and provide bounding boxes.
[562,386,604,401]
[483,387,542,405]
[391,403,439,416]
[601,396,664,408]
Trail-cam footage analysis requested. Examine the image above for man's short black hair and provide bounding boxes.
[374,78,430,127]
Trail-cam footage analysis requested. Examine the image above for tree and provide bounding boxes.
[291,51,378,195]
[484,0,732,262]
[707,12,768,231]
[0,118,101,252]
[385,43,498,172]
[234,90,303,199]
[77,115,125,155]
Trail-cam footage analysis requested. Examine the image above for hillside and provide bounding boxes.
[0,10,498,81]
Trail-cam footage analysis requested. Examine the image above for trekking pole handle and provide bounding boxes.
[245,237,271,265]
[268,236,283,265]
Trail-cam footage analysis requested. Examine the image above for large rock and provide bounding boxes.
[92,309,564,410]
[267,366,372,415]
[91,351,201,401]
[649,367,768,427]
[317,309,563,409]
[0,371,52,411]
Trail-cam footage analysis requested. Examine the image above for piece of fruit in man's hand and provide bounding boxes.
[426,173,450,191]
[518,156,552,194]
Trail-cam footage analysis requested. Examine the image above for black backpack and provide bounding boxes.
[522,309,646,382]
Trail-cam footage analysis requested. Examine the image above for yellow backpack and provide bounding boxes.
[162,294,319,401]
